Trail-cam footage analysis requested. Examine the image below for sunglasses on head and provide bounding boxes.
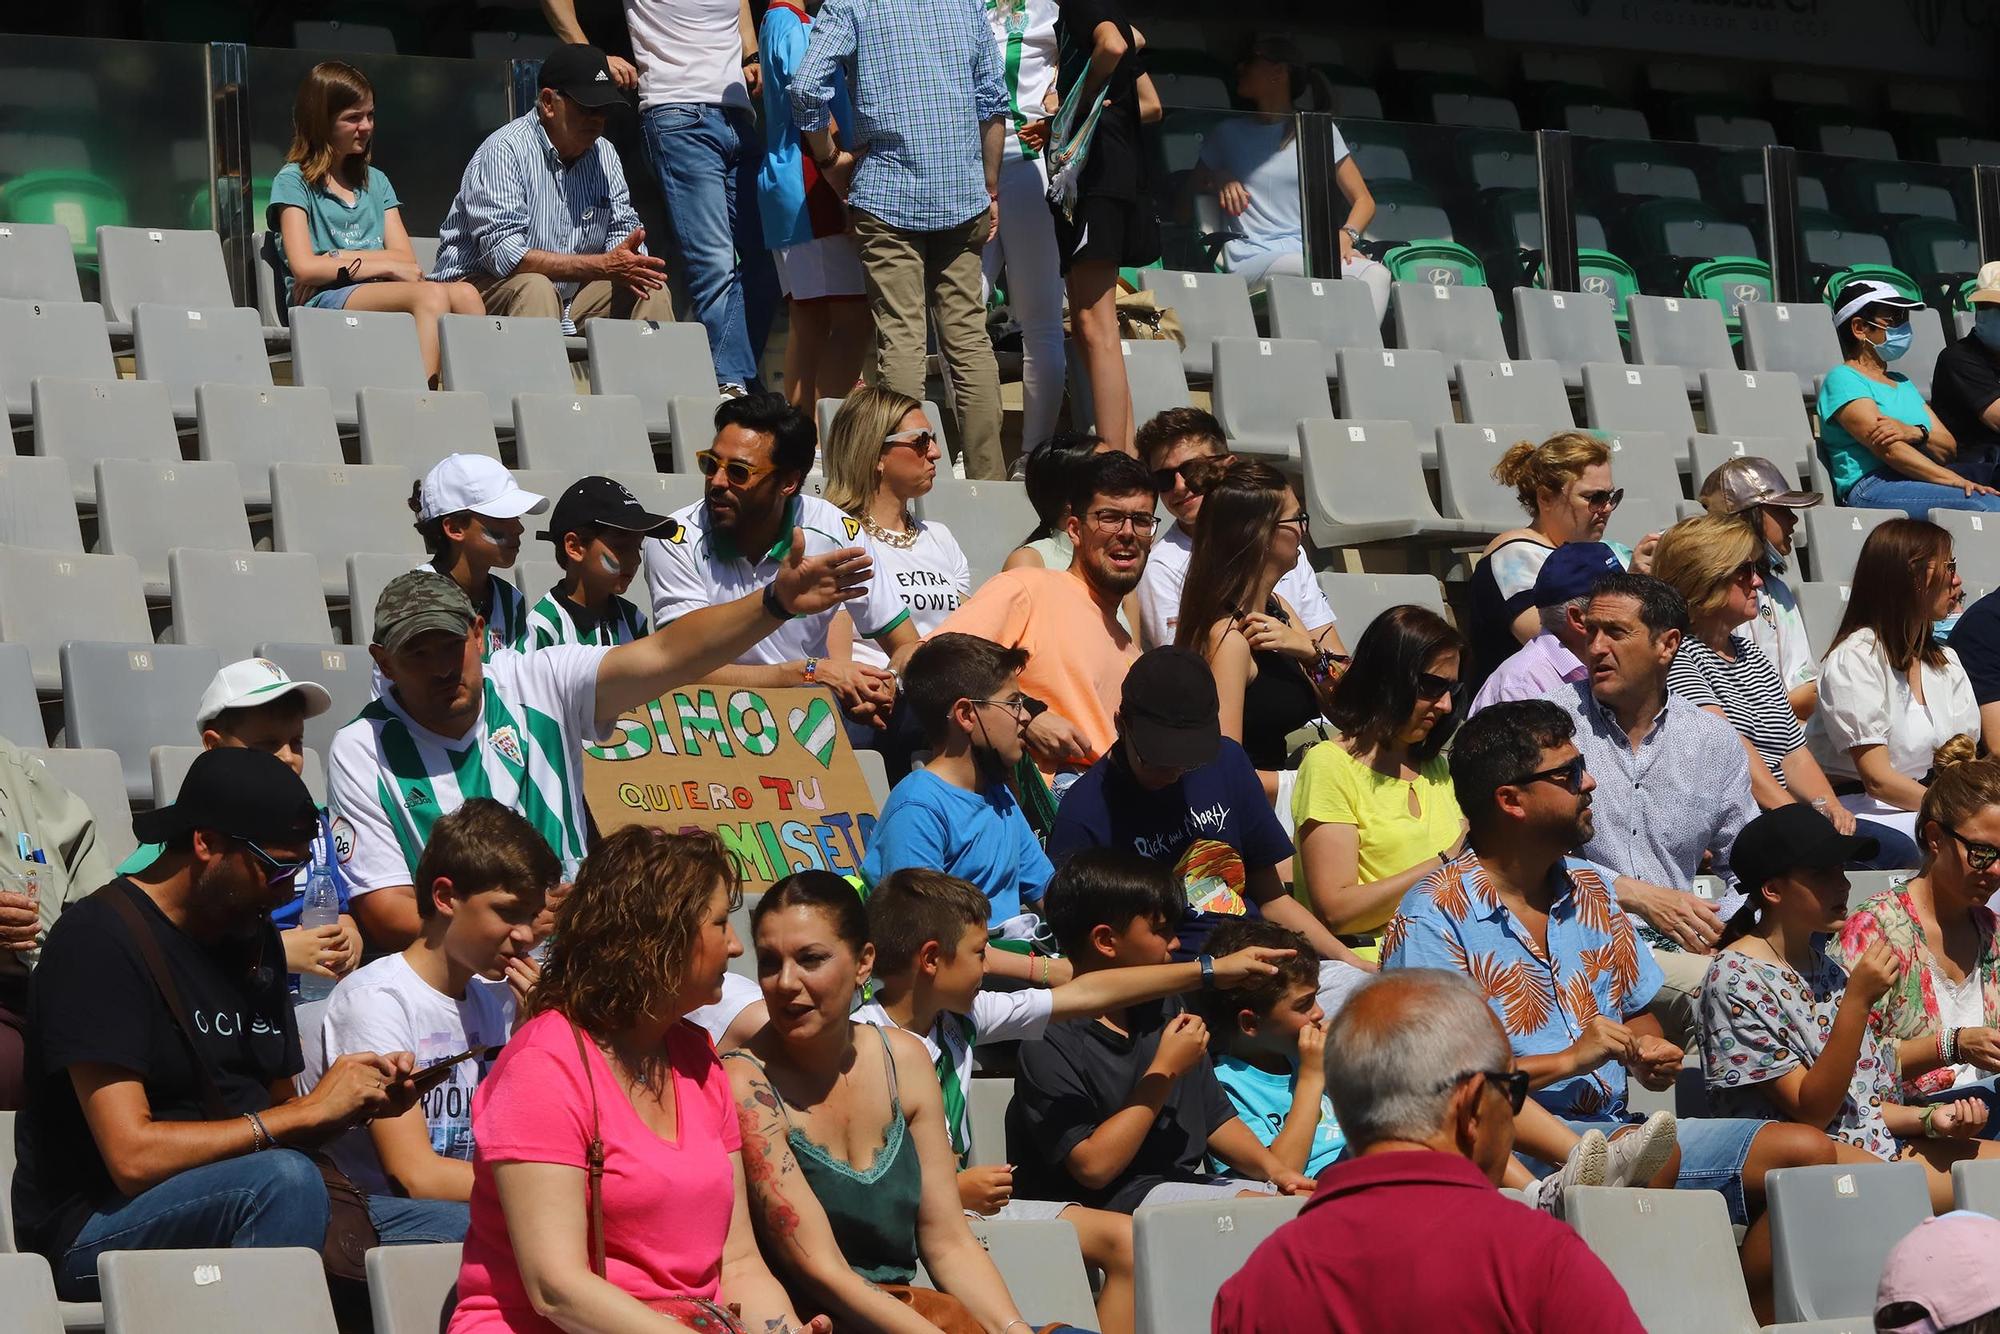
[1511,753,1588,793]
[696,450,777,487]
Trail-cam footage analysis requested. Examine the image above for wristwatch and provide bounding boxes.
[1340,225,1362,243]
[1197,954,1216,988]
[761,582,791,621]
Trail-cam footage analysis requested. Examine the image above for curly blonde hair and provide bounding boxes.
[1650,514,1761,626]
[1493,430,1610,518]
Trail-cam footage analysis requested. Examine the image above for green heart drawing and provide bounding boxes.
[788,698,837,768]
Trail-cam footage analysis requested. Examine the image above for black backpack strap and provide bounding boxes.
[97,883,229,1122]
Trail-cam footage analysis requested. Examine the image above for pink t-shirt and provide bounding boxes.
[447,1010,743,1333]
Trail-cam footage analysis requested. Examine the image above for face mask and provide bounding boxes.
[1762,540,1788,578]
[1935,612,1963,642]
[1977,308,2000,346]
[1876,324,1913,362]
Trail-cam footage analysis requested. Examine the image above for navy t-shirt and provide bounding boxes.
[1048,739,1294,959]
[1950,589,2000,706]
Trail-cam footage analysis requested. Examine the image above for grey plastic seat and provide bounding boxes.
[1803,504,1902,584]
[1438,423,1544,526]
[1513,288,1624,389]
[349,552,421,647]
[1067,339,1191,435]
[289,306,427,427]
[252,643,370,756]
[194,384,343,506]
[965,1078,1012,1168]
[1952,1158,2000,1216]
[1266,275,1382,378]
[271,462,422,594]
[1211,337,1332,460]
[0,1252,63,1334]
[1315,571,1451,630]
[0,546,151,689]
[1794,580,1849,660]
[1600,430,1687,507]
[438,314,574,426]
[169,549,333,660]
[22,746,137,866]
[61,642,222,799]
[1583,362,1697,443]
[604,470,704,519]
[94,459,254,598]
[1139,269,1255,377]
[152,744,327,808]
[132,304,273,417]
[964,1218,1098,1330]
[96,226,236,326]
[356,387,500,471]
[1743,302,1841,397]
[1901,307,1948,400]
[1927,509,2000,600]
[0,643,42,746]
[585,319,719,433]
[1336,348,1457,453]
[1768,1161,1930,1322]
[0,298,115,417]
[1300,418,1486,547]
[0,456,85,554]
[32,376,180,503]
[918,478,1038,585]
[1566,1187,1759,1333]
[1456,359,1574,430]
[0,223,82,302]
[1687,434,1806,498]
[1702,368,1814,476]
[100,1246,337,1334]
[366,1243,462,1334]
[514,393,654,473]
[1604,495,1683,551]
[512,558,564,607]
[668,394,728,473]
[1628,294,1737,391]
[1133,1197,1306,1334]
[854,748,891,808]
[1391,281,1507,362]
[249,229,285,328]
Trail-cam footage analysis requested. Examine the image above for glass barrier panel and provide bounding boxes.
[1146,104,1310,281]
[1790,150,1979,311]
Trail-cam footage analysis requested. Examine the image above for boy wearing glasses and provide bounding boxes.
[526,477,677,648]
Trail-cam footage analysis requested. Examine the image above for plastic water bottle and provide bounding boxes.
[295,836,340,1002]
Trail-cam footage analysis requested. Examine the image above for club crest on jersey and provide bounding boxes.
[490,724,524,765]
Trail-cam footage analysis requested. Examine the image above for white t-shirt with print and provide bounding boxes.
[985,0,1057,158]
[1746,574,1818,693]
[625,0,752,111]
[1136,520,1337,650]
[853,520,972,669]
[312,953,516,1195]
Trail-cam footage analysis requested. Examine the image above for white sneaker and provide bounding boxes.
[1605,1110,1677,1188]
[1528,1128,1608,1219]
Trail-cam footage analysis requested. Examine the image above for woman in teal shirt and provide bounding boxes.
[271,61,483,386]
[1819,279,2000,518]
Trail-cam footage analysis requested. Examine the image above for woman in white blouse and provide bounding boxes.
[1809,518,1978,840]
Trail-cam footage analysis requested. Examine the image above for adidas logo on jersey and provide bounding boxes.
[406,787,432,809]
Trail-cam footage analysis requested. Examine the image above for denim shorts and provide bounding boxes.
[1533,1114,1766,1225]
[304,284,357,309]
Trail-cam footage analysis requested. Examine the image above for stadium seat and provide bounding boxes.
[1265,276,1382,377]
[0,643,42,746]
[965,1219,1099,1330]
[23,746,135,865]
[1628,295,1736,391]
[965,1078,1011,1168]
[0,1252,61,1334]
[1512,289,1623,390]
[1802,218,1898,279]
[1566,1187,1759,1333]
[194,384,343,506]
[1892,219,1980,293]
[0,546,150,690]
[1627,200,1763,297]
[1315,570,1450,632]
[1210,337,1331,460]
[366,1243,462,1334]
[1426,90,1520,131]
[1682,258,1774,340]
[1453,131,1539,193]
[271,462,423,595]
[1801,119,1899,161]
[605,470,704,519]
[249,230,285,329]
[1804,505,1904,587]
[1581,142,1703,204]
[1133,1197,1306,1334]
[513,393,654,474]
[0,456,84,554]
[437,314,574,426]
[585,319,719,435]
[1300,419,1487,547]
[1701,369,1813,475]
[1768,1162,1929,1322]
[1066,339,1192,434]
[1795,581,1848,661]
[1602,430,1687,506]
[668,395,729,474]
[0,298,115,418]
[1336,348,1456,452]
[289,306,427,428]
[61,641,221,799]
[94,459,254,598]
[132,304,273,417]
[1604,493,1683,552]
[1381,240,1486,288]
[513,558,563,606]
[1391,282,1506,362]
[1927,510,2000,600]
[100,1246,337,1334]
[0,223,82,302]
[1687,434,1807,498]
[152,743,325,808]
[95,225,236,326]
[348,552,421,648]
[1898,307,1949,401]
[854,748,891,809]
[1438,423,1542,527]
[252,643,370,758]
[1742,302,1841,396]
[917,479,1037,586]
[1139,270,1256,378]
[1147,53,1231,111]
[1455,360,1573,431]
[1951,1159,2000,1217]
[356,387,501,472]
[1582,362,1696,443]
[1840,162,1963,227]
[169,549,333,660]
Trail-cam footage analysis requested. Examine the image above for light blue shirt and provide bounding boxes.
[1818,364,1930,503]
[267,163,403,306]
[861,769,1051,924]
[1214,1054,1345,1176]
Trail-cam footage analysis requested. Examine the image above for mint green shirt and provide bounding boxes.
[268,162,403,306]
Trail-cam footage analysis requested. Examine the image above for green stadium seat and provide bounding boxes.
[1425,90,1521,131]
[186,174,274,231]
[0,170,127,262]
[1382,241,1486,288]
[1683,258,1773,340]
[1819,264,1922,307]
[1627,199,1761,295]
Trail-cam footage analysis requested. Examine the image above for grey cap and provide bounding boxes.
[1698,456,1822,516]
[372,570,477,652]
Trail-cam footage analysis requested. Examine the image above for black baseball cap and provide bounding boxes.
[537,44,626,110]
[1730,802,1878,895]
[132,747,320,848]
[538,476,678,547]
[1119,647,1221,771]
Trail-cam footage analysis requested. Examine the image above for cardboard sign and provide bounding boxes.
[582,683,877,891]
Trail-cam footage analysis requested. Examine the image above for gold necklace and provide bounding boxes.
[861,510,920,549]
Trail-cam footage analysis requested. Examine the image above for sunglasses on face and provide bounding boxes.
[1946,825,2000,872]
[882,428,936,456]
[1578,487,1624,511]
[696,450,777,487]
[1086,508,1161,536]
[1415,671,1458,701]
[1436,1068,1530,1115]
[236,837,313,887]
[1512,753,1588,793]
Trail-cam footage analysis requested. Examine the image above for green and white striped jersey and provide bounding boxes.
[328,645,609,894]
[525,590,650,649]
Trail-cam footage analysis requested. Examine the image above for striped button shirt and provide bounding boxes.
[790,0,1009,232]
[430,112,643,305]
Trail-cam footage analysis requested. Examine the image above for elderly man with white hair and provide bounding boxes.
[1214,970,1642,1332]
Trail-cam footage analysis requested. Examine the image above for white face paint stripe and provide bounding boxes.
[598,551,623,575]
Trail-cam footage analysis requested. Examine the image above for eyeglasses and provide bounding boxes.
[1086,508,1160,536]
[1276,511,1311,533]
[1415,671,1458,701]
[235,837,314,887]
[882,428,936,455]
[1945,825,2000,872]
[695,450,778,487]
[970,694,1047,723]
[1511,754,1588,793]
[1435,1068,1530,1115]
[1578,487,1625,511]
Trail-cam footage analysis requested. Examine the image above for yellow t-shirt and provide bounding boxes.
[1291,740,1463,935]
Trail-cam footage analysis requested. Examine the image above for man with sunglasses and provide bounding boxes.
[1215,969,1643,1333]
[14,749,433,1298]
[643,393,918,733]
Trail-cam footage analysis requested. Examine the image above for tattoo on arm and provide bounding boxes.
[734,1085,803,1239]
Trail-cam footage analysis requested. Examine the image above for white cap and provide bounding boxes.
[1968,260,2000,307]
[195,659,334,730]
[416,454,549,523]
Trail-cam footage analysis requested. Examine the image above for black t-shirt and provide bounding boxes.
[1949,588,2000,706]
[13,879,299,1260]
[1931,336,2000,457]
[1007,997,1235,1213]
[1055,0,1148,201]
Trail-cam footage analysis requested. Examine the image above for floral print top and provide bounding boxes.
[1834,882,2000,1098]
[1699,941,1901,1160]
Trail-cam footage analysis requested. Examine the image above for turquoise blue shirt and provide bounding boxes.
[268,162,404,306]
[1817,364,1930,503]
[860,769,1051,926]
[1214,1054,1345,1176]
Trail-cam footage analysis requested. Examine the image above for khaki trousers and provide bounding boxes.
[471,271,676,324]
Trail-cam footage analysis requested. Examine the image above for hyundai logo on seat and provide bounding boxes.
[1582,276,1610,295]
[1427,268,1459,284]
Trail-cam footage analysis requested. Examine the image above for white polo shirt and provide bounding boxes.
[642,492,909,664]
[1136,520,1338,650]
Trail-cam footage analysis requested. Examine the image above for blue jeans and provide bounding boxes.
[368,1194,470,1244]
[1545,1114,1766,1225]
[1846,469,2000,518]
[641,102,778,388]
[57,1149,329,1299]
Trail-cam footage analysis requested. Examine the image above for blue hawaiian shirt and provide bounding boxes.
[1383,851,1664,1122]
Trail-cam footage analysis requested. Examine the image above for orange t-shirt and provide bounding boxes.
[935,567,1139,779]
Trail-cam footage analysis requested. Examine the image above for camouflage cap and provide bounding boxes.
[373,570,477,652]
